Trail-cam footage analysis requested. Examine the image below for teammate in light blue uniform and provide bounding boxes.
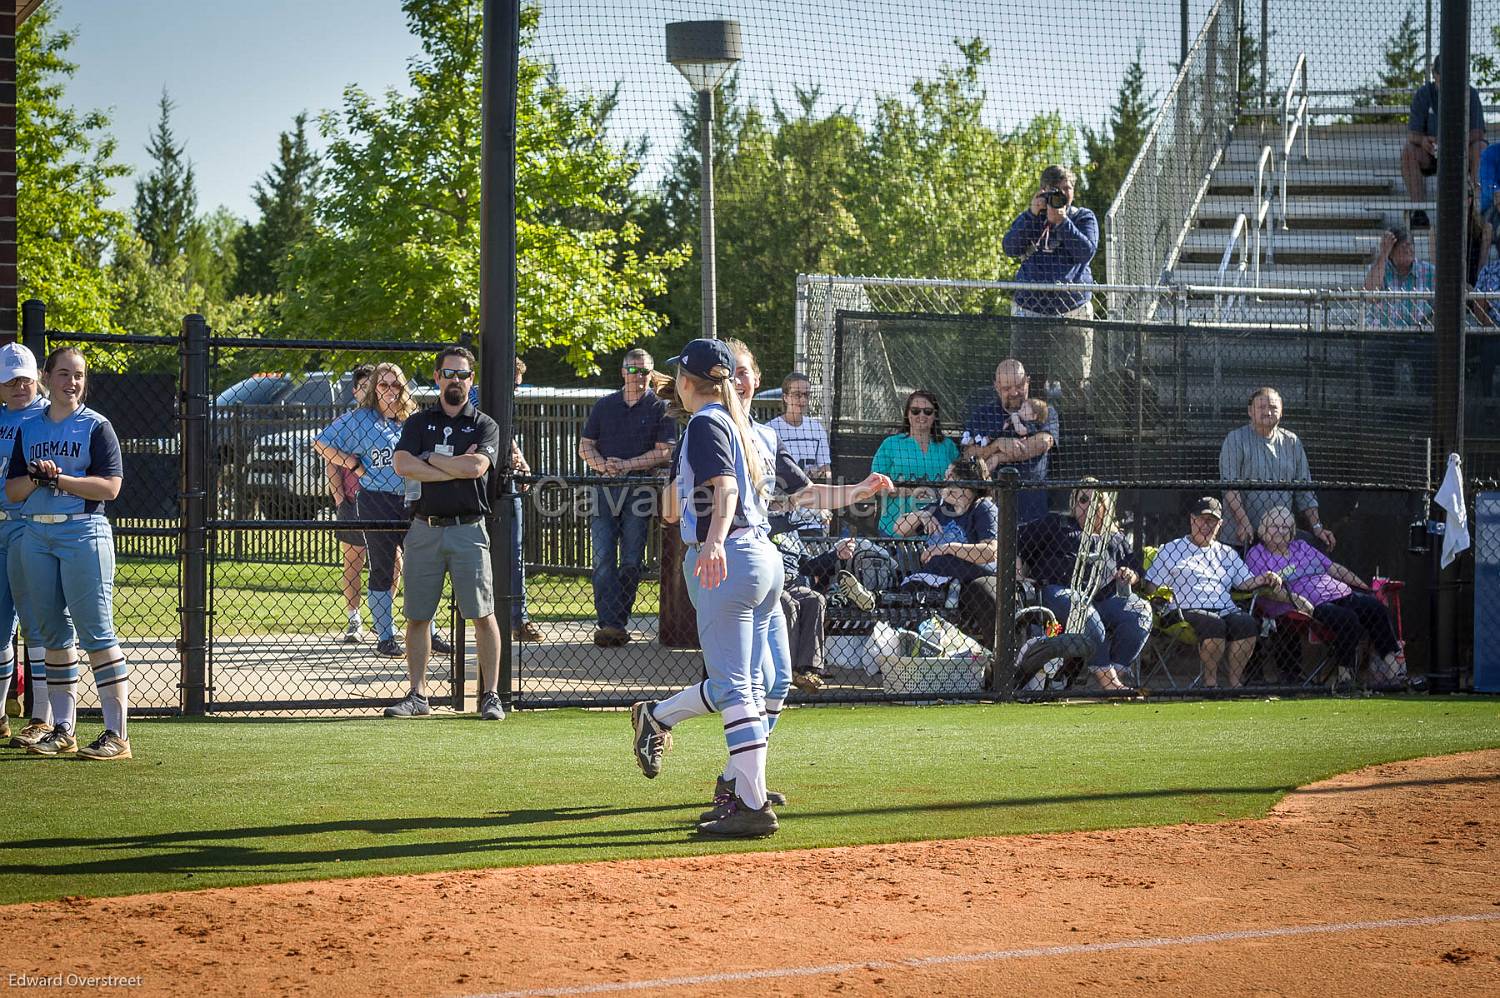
[7,347,129,759]
[634,340,893,821]
[316,362,448,658]
[0,343,74,748]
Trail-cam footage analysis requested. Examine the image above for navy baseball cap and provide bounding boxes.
[666,338,734,381]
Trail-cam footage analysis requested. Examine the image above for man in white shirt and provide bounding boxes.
[1146,497,1281,689]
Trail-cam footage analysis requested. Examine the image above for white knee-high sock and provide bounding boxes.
[45,655,79,733]
[764,696,785,735]
[653,680,715,728]
[26,647,50,724]
[721,702,767,810]
[89,648,129,738]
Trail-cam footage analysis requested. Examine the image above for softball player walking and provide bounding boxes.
[7,347,129,759]
[634,339,892,823]
[0,343,73,749]
[630,338,782,837]
[316,363,450,659]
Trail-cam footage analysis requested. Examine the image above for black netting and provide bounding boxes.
[831,309,1439,489]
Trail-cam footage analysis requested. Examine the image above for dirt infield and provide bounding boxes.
[5,750,1500,997]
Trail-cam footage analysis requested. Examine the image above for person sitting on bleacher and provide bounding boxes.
[1243,505,1407,686]
[889,456,1001,649]
[871,389,959,536]
[1402,56,1486,229]
[1481,142,1500,233]
[1364,227,1435,327]
[765,513,830,695]
[1145,497,1284,689]
[1016,481,1150,691]
[962,359,1058,524]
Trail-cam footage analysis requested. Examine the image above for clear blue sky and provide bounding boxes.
[48,0,1487,223]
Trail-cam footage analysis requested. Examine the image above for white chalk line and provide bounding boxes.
[466,911,1500,998]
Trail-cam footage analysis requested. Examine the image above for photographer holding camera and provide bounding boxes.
[1003,164,1098,396]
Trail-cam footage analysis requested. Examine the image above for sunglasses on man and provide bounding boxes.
[623,366,652,375]
[439,368,474,380]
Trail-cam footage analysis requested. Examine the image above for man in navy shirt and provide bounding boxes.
[962,358,1059,524]
[1403,56,1487,229]
[579,348,677,647]
[1003,164,1098,393]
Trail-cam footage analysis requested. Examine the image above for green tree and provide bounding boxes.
[133,90,199,266]
[850,39,1078,282]
[279,0,684,375]
[233,112,321,298]
[1357,6,1426,122]
[1081,48,1156,274]
[185,206,242,305]
[1235,9,1267,112]
[15,5,129,333]
[1474,25,1500,87]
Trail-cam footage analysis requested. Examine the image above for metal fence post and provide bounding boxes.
[20,299,45,360]
[16,300,44,718]
[991,469,1019,699]
[179,314,210,715]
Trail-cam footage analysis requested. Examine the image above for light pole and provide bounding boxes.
[666,19,742,340]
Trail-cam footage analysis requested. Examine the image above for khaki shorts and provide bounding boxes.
[402,518,494,623]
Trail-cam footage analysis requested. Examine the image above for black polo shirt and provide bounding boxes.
[396,402,502,518]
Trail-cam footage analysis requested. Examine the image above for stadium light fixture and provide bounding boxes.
[666,19,743,340]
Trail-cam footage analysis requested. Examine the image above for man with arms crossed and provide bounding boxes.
[385,346,506,721]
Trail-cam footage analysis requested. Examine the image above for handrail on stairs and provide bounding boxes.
[1215,213,1250,319]
[1279,54,1310,234]
[1253,145,1274,278]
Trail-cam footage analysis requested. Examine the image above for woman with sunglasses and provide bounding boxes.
[316,362,435,659]
[871,390,958,536]
[1015,480,1150,691]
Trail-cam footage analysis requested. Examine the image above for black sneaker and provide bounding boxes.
[1410,209,1431,229]
[478,691,504,721]
[383,691,431,718]
[697,798,779,838]
[375,637,404,658]
[430,633,454,655]
[699,776,787,822]
[629,700,672,778]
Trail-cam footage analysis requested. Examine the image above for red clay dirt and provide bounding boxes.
[4,750,1500,997]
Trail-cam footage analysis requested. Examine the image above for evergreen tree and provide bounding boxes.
[1236,10,1266,110]
[1357,7,1426,122]
[15,5,129,333]
[133,90,198,266]
[1081,48,1155,260]
[233,112,321,297]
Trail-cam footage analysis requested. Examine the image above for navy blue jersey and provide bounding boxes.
[0,397,47,515]
[7,405,124,515]
[676,404,770,544]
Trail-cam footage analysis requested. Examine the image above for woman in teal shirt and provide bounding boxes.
[871,389,959,535]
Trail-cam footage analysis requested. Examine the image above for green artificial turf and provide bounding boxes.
[1,697,1497,905]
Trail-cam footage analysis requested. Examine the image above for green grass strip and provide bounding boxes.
[2,697,1497,905]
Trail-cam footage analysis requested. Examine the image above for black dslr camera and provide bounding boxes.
[1041,187,1069,210]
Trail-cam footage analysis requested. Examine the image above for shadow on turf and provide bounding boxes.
[5,773,1498,882]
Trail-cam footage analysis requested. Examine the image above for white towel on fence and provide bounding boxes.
[1436,452,1471,569]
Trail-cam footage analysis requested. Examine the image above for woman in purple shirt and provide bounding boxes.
[1244,506,1405,683]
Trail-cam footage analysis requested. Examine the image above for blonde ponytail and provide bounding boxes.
[681,370,766,492]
